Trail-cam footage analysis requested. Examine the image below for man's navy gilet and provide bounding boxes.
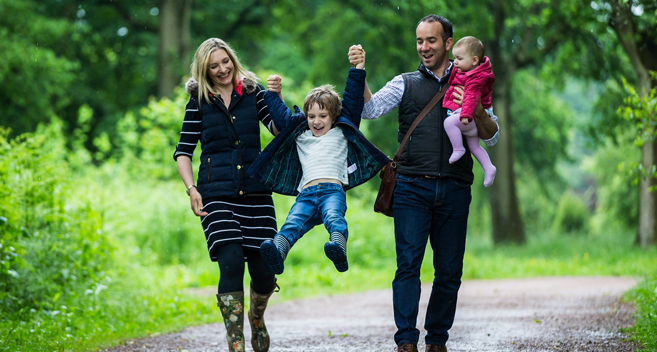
[196,90,271,198]
[397,64,474,184]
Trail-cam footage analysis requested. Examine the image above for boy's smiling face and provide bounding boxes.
[306,103,333,137]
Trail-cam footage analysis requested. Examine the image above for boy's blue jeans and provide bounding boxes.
[392,174,471,347]
[278,183,348,247]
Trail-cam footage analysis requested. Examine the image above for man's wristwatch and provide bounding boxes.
[186,184,197,196]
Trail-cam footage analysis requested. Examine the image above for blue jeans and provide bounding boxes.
[392,174,471,346]
[278,183,348,247]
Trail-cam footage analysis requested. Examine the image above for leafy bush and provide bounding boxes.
[0,125,109,313]
[552,191,589,234]
[584,139,640,231]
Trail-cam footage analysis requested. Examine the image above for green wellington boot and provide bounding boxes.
[247,284,279,352]
[217,291,245,352]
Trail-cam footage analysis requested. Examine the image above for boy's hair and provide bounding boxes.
[453,36,485,59]
[190,38,258,104]
[417,14,453,45]
[303,85,341,122]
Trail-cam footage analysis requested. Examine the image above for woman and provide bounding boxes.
[174,38,279,352]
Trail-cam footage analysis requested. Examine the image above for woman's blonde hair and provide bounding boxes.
[190,38,258,104]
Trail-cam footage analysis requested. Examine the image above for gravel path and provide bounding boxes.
[105,277,638,352]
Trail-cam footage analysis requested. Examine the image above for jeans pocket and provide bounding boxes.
[452,179,471,188]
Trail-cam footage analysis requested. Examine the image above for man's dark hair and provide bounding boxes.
[417,14,453,44]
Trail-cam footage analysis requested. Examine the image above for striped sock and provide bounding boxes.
[274,235,291,260]
[330,232,347,253]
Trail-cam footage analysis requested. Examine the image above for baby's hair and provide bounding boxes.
[454,36,485,59]
[303,85,341,122]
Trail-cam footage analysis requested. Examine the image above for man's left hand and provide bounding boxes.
[453,85,464,105]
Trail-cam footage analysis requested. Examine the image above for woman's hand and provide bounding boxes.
[268,75,282,93]
[189,188,208,217]
[348,45,366,69]
[453,85,465,105]
[267,75,284,101]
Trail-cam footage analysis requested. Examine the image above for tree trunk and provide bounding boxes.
[485,0,526,245]
[610,0,657,247]
[488,67,526,245]
[639,141,657,247]
[158,0,192,97]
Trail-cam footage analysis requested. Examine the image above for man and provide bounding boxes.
[348,15,499,352]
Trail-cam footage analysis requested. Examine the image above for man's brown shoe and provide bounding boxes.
[426,345,447,352]
[398,343,419,352]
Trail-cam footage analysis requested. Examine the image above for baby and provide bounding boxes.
[247,50,388,275]
[443,36,497,187]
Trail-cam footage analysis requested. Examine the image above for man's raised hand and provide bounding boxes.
[348,45,366,69]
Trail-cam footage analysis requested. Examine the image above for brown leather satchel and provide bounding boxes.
[374,88,447,217]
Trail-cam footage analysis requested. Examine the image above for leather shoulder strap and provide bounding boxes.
[392,88,446,164]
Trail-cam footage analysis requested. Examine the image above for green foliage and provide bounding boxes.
[618,73,657,189]
[552,191,589,234]
[625,276,657,351]
[0,0,78,136]
[511,70,572,187]
[0,125,109,313]
[0,126,216,351]
[584,139,640,230]
[113,87,190,180]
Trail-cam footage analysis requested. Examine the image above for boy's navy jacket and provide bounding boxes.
[248,68,390,196]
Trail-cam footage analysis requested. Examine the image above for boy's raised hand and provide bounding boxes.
[348,45,366,69]
[267,75,284,101]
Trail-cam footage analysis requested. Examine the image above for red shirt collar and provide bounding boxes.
[234,80,243,96]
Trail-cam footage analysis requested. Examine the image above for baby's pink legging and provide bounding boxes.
[444,111,497,187]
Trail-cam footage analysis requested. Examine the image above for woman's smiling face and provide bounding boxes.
[207,49,234,88]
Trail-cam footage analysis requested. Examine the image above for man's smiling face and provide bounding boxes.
[416,21,452,72]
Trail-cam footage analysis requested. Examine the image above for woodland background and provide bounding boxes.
[0,0,656,350]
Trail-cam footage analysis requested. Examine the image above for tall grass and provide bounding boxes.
[625,276,657,352]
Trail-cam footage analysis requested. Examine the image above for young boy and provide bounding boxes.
[443,36,497,187]
[247,51,388,275]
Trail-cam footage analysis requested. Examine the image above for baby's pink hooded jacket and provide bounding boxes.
[443,56,495,121]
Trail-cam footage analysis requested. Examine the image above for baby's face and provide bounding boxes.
[452,46,477,72]
[306,103,333,137]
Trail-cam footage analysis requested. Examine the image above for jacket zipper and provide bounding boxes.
[438,83,444,177]
[208,157,211,182]
[228,93,246,195]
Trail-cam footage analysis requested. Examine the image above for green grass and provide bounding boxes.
[0,264,216,352]
[625,276,657,351]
